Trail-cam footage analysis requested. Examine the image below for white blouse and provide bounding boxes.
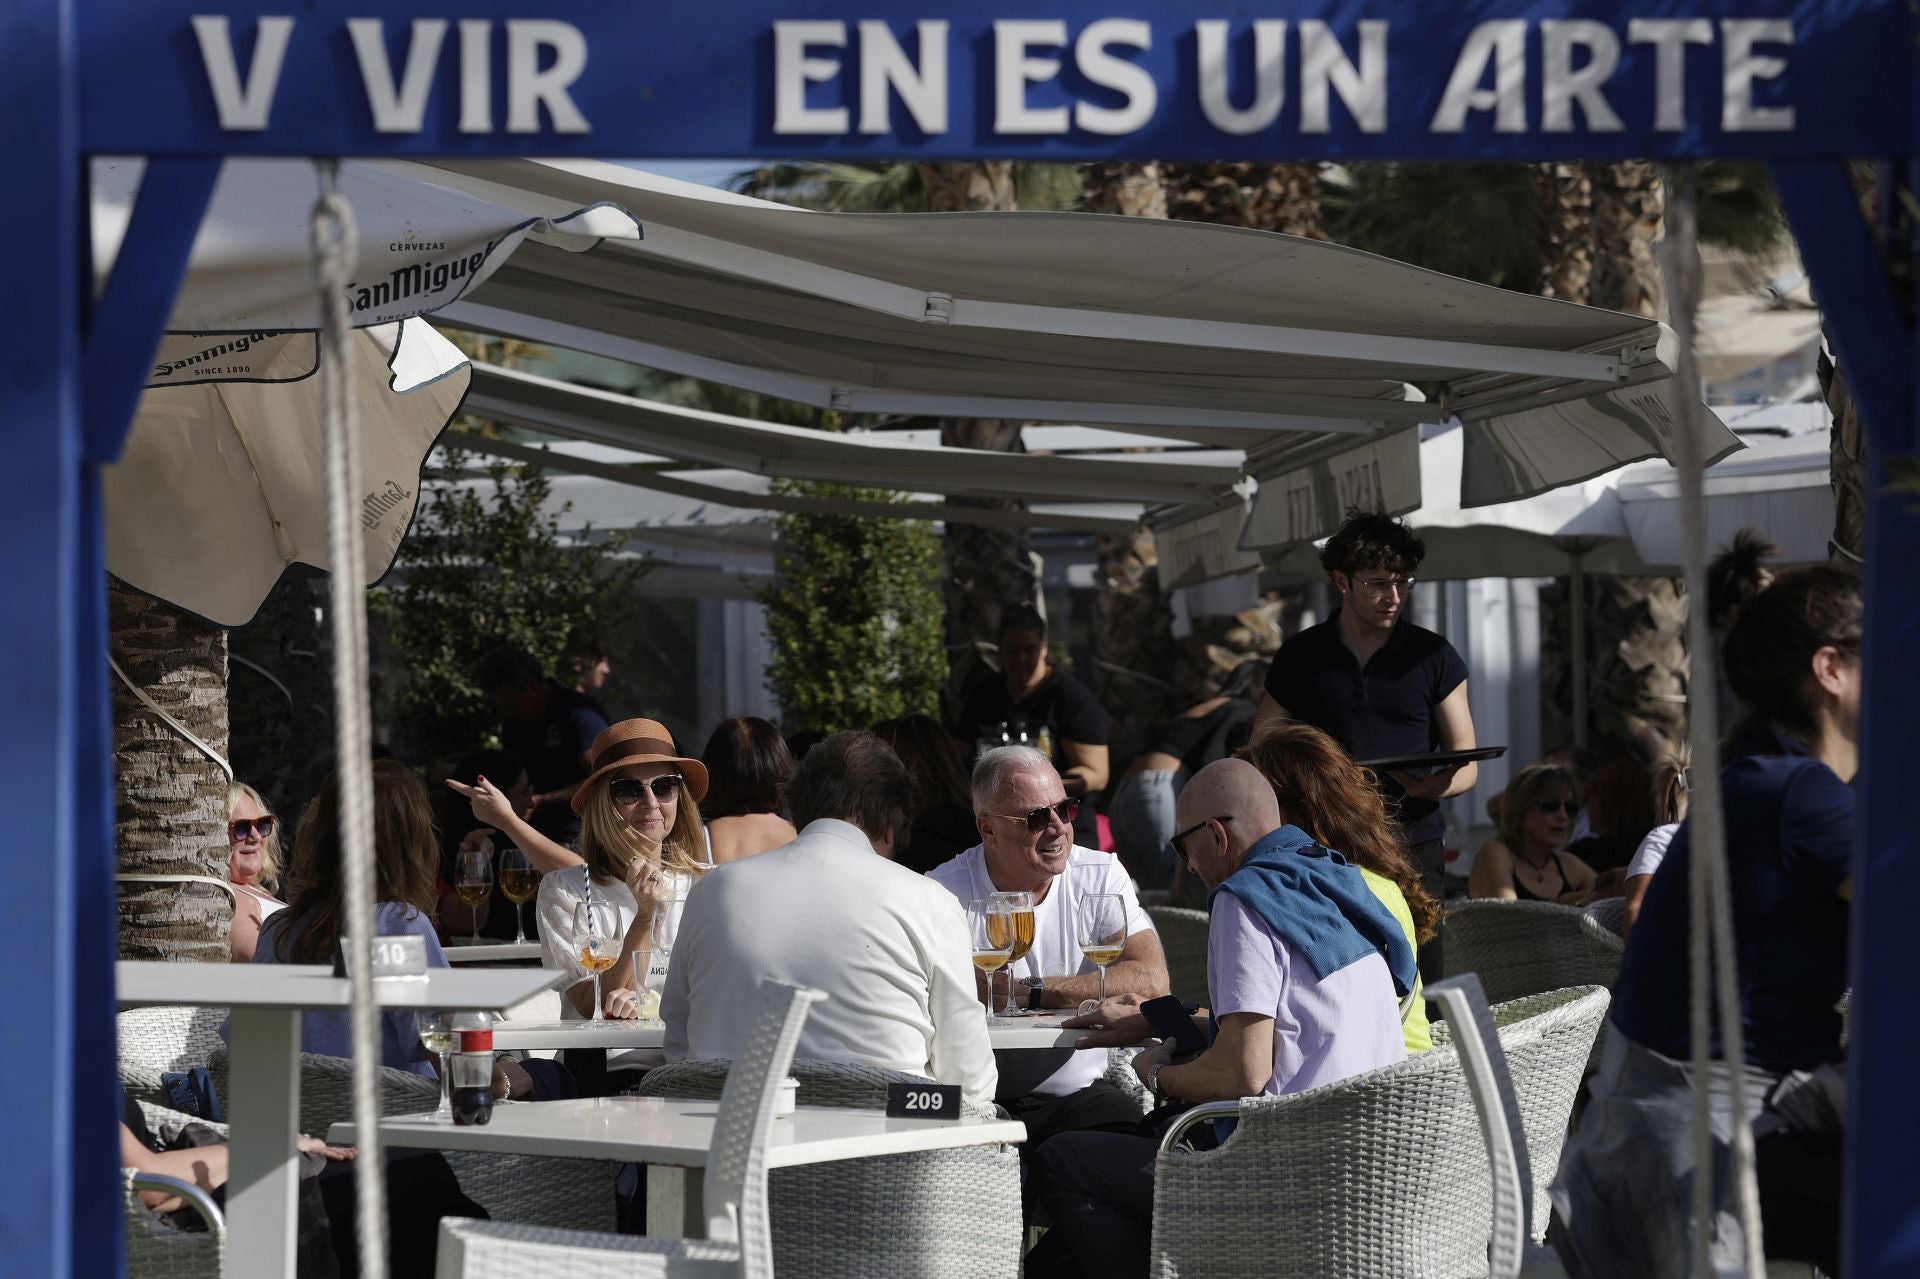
[537,863,696,1066]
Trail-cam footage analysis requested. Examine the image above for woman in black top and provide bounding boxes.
[1468,763,1599,903]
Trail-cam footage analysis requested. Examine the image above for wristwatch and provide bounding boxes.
[1144,1060,1167,1097]
[1024,977,1046,1011]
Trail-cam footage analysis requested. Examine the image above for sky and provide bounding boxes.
[621,158,762,190]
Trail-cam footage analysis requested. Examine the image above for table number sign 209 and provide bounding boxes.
[885,1082,961,1120]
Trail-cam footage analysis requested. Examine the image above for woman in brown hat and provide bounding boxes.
[448,719,710,1034]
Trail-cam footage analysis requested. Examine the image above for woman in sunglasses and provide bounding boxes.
[458,719,711,1029]
[226,782,287,962]
[1468,763,1600,903]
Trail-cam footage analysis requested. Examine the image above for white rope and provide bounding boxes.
[1657,165,1766,1279]
[107,654,233,781]
[312,158,388,1279]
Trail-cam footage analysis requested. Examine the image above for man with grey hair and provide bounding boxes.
[927,746,1167,1146]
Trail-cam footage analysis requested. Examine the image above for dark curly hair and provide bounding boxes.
[1319,508,1425,579]
[1706,529,1779,631]
[1722,565,1862,743]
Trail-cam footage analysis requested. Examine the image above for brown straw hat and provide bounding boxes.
[572,719,709,814]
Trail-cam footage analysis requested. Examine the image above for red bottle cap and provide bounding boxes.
[458,1029,493,1052]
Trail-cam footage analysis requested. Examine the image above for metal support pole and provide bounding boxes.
[1569,556,1588,750]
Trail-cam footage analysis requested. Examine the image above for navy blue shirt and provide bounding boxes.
[1612,727,1854,1073]
[502,680,610,845]
[955,668,1109,847]
[1264,613,1468,844]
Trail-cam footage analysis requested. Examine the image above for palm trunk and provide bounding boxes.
[918,164,1042,717]
[111,578,233,961]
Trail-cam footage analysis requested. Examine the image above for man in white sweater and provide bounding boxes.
[661,730,998,1110]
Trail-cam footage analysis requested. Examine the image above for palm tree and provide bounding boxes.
[111,578,233,962]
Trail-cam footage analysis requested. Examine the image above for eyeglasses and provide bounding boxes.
[986,798,1079,833]
[1352,575,1416,599]
[1532,799,1577,816]
[1168,815,1231,874]
[229,816,276,841]
[609,775,684,805]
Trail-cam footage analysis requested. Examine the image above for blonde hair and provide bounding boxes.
[579,772,709,885]
[227,781,284,894]
[1497,765,1577,853]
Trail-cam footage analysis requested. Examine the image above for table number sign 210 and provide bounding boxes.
[885,1082,961,1120]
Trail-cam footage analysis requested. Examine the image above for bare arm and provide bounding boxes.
[121,1125,229,1212]
[1432,681,1479,797]
[1148,1012,1276,1103]
[1037,925,1169,1009]
[1060,740,1110,799]
[1620,874,1653,939]
[1252,693,1289,740]
[228,896,264,964]
[1555,853,1600,905]
[445,777,585,873]
[1469,840,1519,900]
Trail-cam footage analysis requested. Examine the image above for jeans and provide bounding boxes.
[1026,1131,1159,1279]
[1108,770,1184,889]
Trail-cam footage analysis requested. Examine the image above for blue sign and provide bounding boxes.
[80,0,1906,159]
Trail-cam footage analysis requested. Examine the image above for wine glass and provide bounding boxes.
[454,847,492,945]
[1077,892,1128,1011]
[497,847,539,944]
[572,898,621,1023]
[415,1011,454,1121]
[968,898,1014,1023]
[991,891,1035,1018]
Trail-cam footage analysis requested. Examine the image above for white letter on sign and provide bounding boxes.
[858,20,948,135]
[459,20,492,134]
[1074,19,1155,135]
[995,20,1069,134]
[1300,20,1386,134]
[506,21,589,133]
[1722,20,1794,132]
[191,15,295,131]
[1627,19,1712,132]
[347,19,447,134]
[1541,20,1623,133]
[1195,20,1286,135]
[774,21,848,133]
[1431,20,1527,133]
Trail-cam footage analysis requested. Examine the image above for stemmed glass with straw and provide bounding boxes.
[1076,892,1128,1015]
[573,898,621,1023]
[968,898,1015,1023]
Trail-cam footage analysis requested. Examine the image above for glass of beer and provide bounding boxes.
[968,898,1015,1022]
[497,847,540,944]
[572,898,622,1023]
[454,848,493,945]
[415,1010,455,1121]
[1077,892,1128,1008]
[990,891,1037,1017]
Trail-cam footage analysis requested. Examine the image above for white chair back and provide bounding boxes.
[1428,975,1532,1279]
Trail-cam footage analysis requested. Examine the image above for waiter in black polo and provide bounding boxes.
[1254,510,1478,974]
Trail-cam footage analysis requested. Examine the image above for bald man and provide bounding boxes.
[1027,759,1410,1279]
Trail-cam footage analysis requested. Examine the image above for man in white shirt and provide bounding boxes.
[927,746,1168,1146]
[661,731,997,1110]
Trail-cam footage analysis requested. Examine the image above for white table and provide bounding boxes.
[332,1094,1027,1234]
[116,961,558,1279]
[489,1011,1127,1052]
[443,941,546,964]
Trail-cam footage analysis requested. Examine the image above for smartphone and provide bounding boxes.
[1140,994,1207,1055]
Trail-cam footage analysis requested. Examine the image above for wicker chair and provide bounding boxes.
[438,982,826,1279]
[1443,900,1609,1005]
[636,1058,1023,1279]
[1102,1046,1154,1116]
[1580,900,1626,986]
[207,1047,622,1232]
[124,1100,227,1279]
[117,1005,232,1108]
[1429,985,1610,1244]
[1144,905,1210,1007]
[1148,1041,1494,1278]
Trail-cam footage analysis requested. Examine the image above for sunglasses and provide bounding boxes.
[1168,814,1231,874]
[987,798,1079,833]
[1532,799,1577,816]
[229,816,276,841]
[609,775,684,805]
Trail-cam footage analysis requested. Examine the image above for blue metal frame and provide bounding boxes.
[5,4,1915,1275]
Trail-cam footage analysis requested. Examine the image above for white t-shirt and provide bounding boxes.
[538,863,696,1068]
[1626,823,1681,880]
[927,844,1153,1098]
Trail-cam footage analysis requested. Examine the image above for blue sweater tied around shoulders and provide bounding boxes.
[1209,824,1419,997]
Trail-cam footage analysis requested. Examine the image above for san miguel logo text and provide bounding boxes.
[362,479,412,530]
[344,240,499,316]
[152,332,277,380]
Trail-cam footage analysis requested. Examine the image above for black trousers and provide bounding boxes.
[1408,836,1446,991]
[311,1151,487,1278]
[1025,1131,1159,1279]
